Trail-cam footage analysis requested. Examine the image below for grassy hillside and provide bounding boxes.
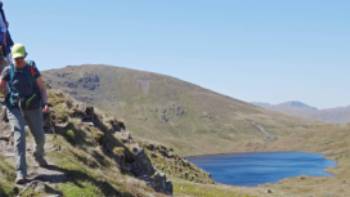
[247,123,350,197]
[1,89,253,197]
[44,65,314,156]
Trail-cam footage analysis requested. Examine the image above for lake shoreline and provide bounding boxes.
[185,150,326,159]
[187,151,337,187]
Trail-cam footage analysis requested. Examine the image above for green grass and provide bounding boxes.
[0,156,16,197]
[173,179,255,197]
[57,181,104,197]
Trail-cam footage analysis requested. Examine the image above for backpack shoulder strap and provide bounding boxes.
[9,63,14,82]
[26,60,37,78]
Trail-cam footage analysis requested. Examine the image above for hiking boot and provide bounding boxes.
[34,153,49,167]
[15,174,28,185]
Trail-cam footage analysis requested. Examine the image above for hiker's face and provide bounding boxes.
[14,58,26,67]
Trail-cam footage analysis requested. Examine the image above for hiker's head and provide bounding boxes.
[11,44,28,67]
[14,57,26,67]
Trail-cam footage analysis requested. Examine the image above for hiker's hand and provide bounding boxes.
[42,104,50,113]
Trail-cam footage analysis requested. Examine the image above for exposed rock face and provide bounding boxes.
[158,103,186,123]
[58,73,100,91]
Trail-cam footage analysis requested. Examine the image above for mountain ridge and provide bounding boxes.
[254,101,350,124]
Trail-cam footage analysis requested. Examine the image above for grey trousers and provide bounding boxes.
[7,107,45,177]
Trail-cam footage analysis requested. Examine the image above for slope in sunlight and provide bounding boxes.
[44,65,312,156]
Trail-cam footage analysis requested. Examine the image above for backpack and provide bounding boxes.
[7,61,42,110]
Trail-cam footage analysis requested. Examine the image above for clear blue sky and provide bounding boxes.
[4,0,350,108]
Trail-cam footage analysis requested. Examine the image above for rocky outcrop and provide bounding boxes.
[0,90,173,196]
[142,142,214,184]
[46,90,173,194]
[156,103,186,123]
[53,72,100,91]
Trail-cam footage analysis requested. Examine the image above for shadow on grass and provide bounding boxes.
[55,122,94,147]
[0,187,8,197]
[30,165,134,197]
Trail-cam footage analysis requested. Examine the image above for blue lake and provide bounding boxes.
[187,152,336,187]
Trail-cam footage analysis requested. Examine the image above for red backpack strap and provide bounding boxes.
[26,60,37,77]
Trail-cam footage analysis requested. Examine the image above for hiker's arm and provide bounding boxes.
[36,76,48,106]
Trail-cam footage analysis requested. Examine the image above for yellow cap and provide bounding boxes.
[11,43,28,59]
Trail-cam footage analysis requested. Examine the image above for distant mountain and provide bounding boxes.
[253,101,350,124]
[318,106,350,123]
[277,101,319,111]
[44,65,312,156]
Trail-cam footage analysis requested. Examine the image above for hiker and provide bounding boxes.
[0,0,14,72]
[0,43,49,185]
